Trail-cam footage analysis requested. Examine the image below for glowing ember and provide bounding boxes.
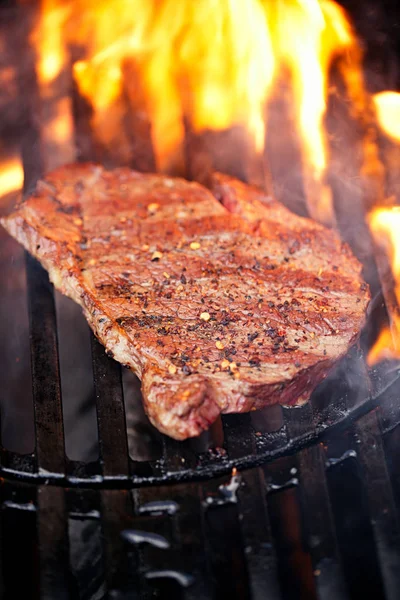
[373,91,400,143]
[0,158,24,201]
[367,207,400,365]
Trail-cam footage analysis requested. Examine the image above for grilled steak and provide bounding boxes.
[1,164,369,439]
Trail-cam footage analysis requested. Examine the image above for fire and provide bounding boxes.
[368,327,397,367]
[373,92,400,143]
[367,207,400,365]
[271,0,360,224]
[30,0,373,221]
[32,0,75,169]
[0,158,24,202]
[71,0,275,171]
[32,0,71,85]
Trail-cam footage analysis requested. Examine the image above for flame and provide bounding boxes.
[71,0,275,171]
[28,0,388,226]
[373,92,400,143]
[29,0,371,215]
[32,0,75,169]
[368,326,398,367]
[367,207,400,365]
[271,0,358,224]
[32,0,71,86]
[0,158,24,201]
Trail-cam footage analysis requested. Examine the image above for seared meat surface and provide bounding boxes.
[1,164,369,439]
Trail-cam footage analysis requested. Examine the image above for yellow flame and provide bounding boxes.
[177,0,274,146]
[32,0,75,169]
[71,0,275,171]
[0,158,24,199]
[31,0,384,224]
[270,0,364,223]
[373,91,400,143]
[33,0,71,85]
[368,207,400,365]
[367,326,398,367]
[369,208,400,281]
[60,0,362,191]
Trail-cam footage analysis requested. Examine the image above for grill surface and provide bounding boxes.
[2,380,400,599]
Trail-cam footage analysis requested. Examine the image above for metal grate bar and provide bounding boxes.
[176,484,212,600]
[267,485,318,600]
[137,483,211,599]
[37,486,73,599]
[91,336,130,478]
[201,476,251,600]
[237,468,281,600]
[66,488,101,520]
[26,254,66,475]
[162,437,198,472]
[222,413,255,459]
[297,445,350,599]
[282,403,314,442]
[100,489,137,598]
[355,410,400,600]
[326,447,387,599]
[129,501,176,599]
[1,450,36,477]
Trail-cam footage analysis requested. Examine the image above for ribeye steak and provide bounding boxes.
[1,164,369,439]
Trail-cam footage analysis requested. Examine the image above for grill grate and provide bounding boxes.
[2,395,400,599]
[2,254,400,597]
[3,256,400,599]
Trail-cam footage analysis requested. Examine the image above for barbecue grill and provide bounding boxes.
[2,0,400,598]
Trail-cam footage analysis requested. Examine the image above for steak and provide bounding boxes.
[1,164,369,440]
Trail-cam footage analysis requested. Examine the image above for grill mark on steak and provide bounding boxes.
[1,164,369,439]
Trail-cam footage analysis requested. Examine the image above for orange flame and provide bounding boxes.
[71,0,275,171]
[32,0,70,85]
[30,0,373,221]
[367,207,400,365]
[271,0,360,224]
[373,92,400,143]
[32,0,75,169]
[0,158,24,202]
